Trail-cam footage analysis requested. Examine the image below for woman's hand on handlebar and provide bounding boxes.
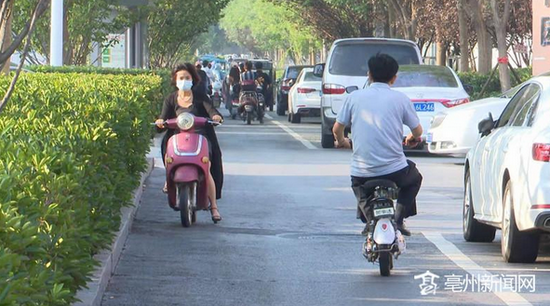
[155,119,165,129]
[212,115,223,123]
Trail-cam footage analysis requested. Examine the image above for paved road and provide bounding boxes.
[102,111,550,306]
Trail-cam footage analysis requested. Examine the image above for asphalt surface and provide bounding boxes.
[102,110,550,306]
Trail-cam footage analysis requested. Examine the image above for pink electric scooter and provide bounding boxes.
[160,113,220,227]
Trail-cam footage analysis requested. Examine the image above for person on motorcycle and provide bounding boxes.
[332,53,423,236]
[240,61,257,92]
[155,63,224,222]
[254,62,272,109]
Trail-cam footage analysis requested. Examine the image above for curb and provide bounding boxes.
[73,158,154,306]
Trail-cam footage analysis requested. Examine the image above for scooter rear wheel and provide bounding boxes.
[379,252,392,276]
[247,112,252,125]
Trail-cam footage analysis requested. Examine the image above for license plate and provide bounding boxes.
[374,207,395,217]
[427,133,433,143]
[414,102,435,112]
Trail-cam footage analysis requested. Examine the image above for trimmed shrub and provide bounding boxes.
[458,67,532,100]
[28,65,173,98]
[0,72,162,305]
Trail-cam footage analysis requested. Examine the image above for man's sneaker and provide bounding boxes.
[396,223,411,236]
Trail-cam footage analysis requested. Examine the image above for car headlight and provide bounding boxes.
[430,112,447,129]
[177,113,195,131]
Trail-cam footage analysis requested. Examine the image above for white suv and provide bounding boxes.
[314,38,423,148]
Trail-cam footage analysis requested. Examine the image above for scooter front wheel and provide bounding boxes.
[177,184,193,227]
[379,252,392,276]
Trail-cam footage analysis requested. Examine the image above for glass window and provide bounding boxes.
[286,66,309,79]
[393,66,458,88]
[510,84,541,127]
[496,85,529,128]
[304,72,321,82]
[329,42,419,77]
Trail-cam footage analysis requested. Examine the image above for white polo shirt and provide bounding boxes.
[336,82,420,177]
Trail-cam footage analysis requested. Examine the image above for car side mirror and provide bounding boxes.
[346,86,359,94]
[464,84,474,95]
[313,63,325,78]
[478,112,495,137]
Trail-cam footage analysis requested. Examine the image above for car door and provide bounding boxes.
[479,84,539,219]
[472,85,530,219]
[486,84,542,222]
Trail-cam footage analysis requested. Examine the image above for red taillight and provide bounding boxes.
[322,84,346,95]
[442,98,470,108]
[282,86,291,91]
[533,143,550,162]
[297,87,316,94]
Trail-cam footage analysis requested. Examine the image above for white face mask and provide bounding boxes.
[177,79,193,91]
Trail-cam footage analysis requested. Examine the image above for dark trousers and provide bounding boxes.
[351,160,422,224]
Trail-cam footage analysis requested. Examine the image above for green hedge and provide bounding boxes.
[0,72,162,305]
[458,67,532,100]
[29,65,173,97]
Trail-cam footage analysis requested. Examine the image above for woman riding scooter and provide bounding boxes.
[155,63,223,222]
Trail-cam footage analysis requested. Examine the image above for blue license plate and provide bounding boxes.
[414,102,435,112]
[427,133,433,143]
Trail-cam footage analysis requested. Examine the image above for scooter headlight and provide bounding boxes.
[177,113,195,131]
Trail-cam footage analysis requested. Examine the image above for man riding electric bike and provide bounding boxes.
[333,53,423,237]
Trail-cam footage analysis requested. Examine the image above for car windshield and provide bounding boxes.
[253,61,273,70]
[286,66,310,79]
[392,65,458,88]
[303,72,321,82]
[328,42,419,76]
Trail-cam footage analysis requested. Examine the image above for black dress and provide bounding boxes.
[159,89,224,199]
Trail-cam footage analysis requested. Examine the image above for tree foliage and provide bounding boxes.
[13,0,131,65]
[221,0,321,63]
[144,0,229,68]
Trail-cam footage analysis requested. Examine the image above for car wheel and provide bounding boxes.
[321,132,335,149]
[291,113,301,124]
[501,180,540,263]
[277,101,285,116]
[463,172,496,242]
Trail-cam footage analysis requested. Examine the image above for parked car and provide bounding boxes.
[277,65,312,116]
[427,85,522,156]
[346,65,470,150]
[314,38,423,148]
[287,68,322,123]
[464,76,550,263]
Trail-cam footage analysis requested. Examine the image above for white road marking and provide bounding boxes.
[264,114,317,150]
[423,232,532,306]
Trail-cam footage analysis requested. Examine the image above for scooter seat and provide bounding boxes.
[361,180,397,193]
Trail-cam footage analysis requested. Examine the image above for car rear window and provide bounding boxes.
[392,66,458,88]
[304,72,321,82]
[328,42,420,76]
[286,66,308,79]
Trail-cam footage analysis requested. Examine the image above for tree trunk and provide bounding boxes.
[457,0,470,72]
[436,41,447,66]
[466,0,492,74]
[0,1,13,75]
[490,0,511,91]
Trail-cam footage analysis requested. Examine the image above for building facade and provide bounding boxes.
[533,0,550,75]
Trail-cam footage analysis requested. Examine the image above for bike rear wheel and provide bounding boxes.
[379,252,392,276]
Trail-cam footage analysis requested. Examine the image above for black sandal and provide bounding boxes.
[210,207,222,223]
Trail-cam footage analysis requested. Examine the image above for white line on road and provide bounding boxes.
[423,232,532,306]
[265,114,317,150]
